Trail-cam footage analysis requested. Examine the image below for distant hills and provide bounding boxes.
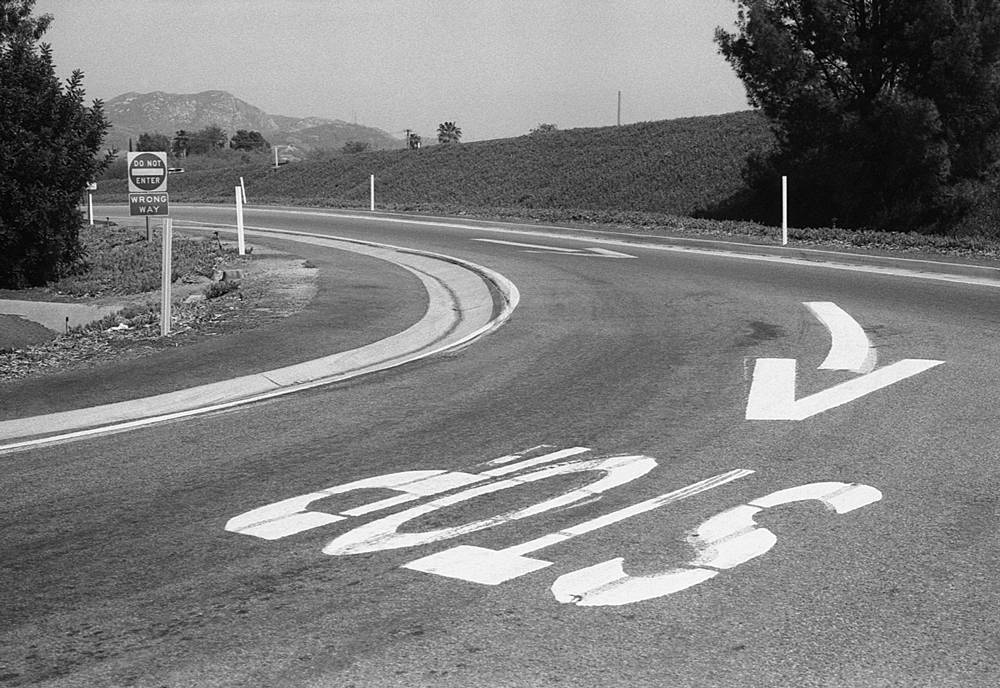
[102,90,401,155]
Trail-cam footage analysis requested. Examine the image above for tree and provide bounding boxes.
[136,131,171,152]
[715,0,1000,231]
[187,124,228,155]
[0,0,112,288]
[342,140,371,154]
[230,129,269,151]
[437,121,462,145]
[172,129,189,157]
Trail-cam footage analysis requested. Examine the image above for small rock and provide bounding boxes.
[213,269,246,282]
[184,294,207,304]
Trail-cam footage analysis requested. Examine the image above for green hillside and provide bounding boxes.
[96,112,774,217]
[94,111,1000,252]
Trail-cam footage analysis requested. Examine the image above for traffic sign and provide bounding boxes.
[127,151,167,193]
[129,192,169,216]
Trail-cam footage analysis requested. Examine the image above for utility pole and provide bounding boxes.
[617,91,622,126]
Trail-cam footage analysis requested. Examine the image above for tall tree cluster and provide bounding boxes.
[716,0,1000,231]
[0,0,111,287]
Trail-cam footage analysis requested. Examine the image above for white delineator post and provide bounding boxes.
[370,174,375,211]
[88,192,94,226]
[782,176,788,246]
[236,186,246,256]
[161,218,172,336]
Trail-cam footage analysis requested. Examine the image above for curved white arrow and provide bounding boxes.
[806,302,876,373]
[746,303,943,420]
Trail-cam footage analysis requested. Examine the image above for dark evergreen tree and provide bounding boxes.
[230,129,270,151]
[0,0,112,287]
[187,124,228,155]
[341,140,371,154]
[172,130,189,157]
[715,0,1000,231]
[136,131,171,152]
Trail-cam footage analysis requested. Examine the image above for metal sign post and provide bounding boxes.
[85,181,97,225]
[125,152,172,334]
[161,217,172,336]
[235,186,246,255]
[782,176,788,246]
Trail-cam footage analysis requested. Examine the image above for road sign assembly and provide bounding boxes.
[128,151,169,216]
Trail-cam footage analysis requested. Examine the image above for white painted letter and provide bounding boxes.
[551,481,882,606]
[323,455,658,556]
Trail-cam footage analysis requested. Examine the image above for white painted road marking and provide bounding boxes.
[745,357,944,420]
[226,470,453,540]
[746,302,943,420]
[473,238,636,258]
[402,468,754,585]
[322,454,657,555]
[226,446,589,540]
[806,302,876,373]
[550,481,882,607]
[227,445,884,608]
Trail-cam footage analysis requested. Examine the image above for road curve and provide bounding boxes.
[0,228,517,450]
[3,205,1000,688]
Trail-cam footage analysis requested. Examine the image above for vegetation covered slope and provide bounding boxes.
[96,112,775,217]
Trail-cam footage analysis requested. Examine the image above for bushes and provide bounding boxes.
[52,221,225,296]
[0,3,112,288]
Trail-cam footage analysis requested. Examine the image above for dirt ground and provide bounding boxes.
[0,244,317,383]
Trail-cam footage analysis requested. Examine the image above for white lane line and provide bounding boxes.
[474,238,582,253]
[187,206,1000,288]
[472,238,635,258]
[805,302,875,373]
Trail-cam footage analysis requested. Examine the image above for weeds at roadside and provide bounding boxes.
[52,221,242,297]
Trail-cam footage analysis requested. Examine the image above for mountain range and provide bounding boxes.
[101,90,401,155]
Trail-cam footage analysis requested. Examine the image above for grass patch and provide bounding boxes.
[53,221,235,297]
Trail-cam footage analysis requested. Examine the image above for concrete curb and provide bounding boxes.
[0,231,519,451]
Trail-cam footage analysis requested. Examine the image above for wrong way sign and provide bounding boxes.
[128,151,169,216]
[127,151,167,193]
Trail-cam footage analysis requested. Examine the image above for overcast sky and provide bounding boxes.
[34,0,750,142]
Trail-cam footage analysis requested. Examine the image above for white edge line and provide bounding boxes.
[204,207,1000,287]
[98,206,1000,287]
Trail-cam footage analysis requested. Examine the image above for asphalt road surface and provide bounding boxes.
[3,206,1000,687]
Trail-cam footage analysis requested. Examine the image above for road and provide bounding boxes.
[3,205,1000,687]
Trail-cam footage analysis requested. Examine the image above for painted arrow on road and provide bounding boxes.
[746,302,944,420]
[473,238,636,258]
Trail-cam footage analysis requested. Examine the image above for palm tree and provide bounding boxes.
[437,121,462,145]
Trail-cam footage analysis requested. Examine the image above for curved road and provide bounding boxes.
[3,205,1000,687]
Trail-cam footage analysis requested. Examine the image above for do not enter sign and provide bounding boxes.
[128,151,167,193]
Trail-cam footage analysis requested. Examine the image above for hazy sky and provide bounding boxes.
[34,0,750,142]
